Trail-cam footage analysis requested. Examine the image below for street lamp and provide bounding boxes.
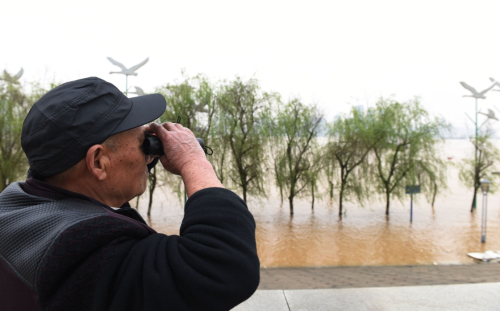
[460,81,497,209]
[107,57,149,96]
[480,179,490,243]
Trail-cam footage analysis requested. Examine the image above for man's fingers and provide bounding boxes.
[149,122,169,141]
[160,122,195,137]
[173,123,196,136]
[162,122,179,131]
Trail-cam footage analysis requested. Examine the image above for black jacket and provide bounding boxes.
[0,180,260,311]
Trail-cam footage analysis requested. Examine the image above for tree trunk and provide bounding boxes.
[289,177,295,215]
[431,184,437,209]
[338,180,346,217]
[339,193,344,217]
[329,181,334,206]
[385,190,390,215]
[147,191,154,216]
[470,186,479,213]
[311,184,315,211]
[279,186,284,208]
[147,167,157,216]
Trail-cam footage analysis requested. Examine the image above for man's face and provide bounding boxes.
[105,126,154,205]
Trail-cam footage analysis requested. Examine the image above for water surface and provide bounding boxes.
[138,139,500,267]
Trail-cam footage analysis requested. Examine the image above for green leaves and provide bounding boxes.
[155,76,270,203]
[322,98,450,215]
[370,98,449,214]
[271,99,323,214]
[151,74,451,216]
[458,131,500,211]
[325,106,380,215]
[0,73,48,190]
[3,71,453,218]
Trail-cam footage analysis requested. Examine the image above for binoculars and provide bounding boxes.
[142,132,205,157]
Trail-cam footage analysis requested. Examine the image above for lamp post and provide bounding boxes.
[480,179,490,243]
[107,57,149,96]
[460,81,496,210]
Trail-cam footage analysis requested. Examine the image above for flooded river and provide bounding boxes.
[138,139,500,267]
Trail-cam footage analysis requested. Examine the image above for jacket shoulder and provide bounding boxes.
[0,183,109,289]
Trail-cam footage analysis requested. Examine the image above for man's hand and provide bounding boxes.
[148,122,206,175]
[148,122,223,196]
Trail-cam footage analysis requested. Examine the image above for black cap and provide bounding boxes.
[22,77,166,179]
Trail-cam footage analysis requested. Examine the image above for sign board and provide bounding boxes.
[405,185,421,194]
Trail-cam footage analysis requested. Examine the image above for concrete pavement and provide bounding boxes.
[232,264,500,310]
[233,283,500,311]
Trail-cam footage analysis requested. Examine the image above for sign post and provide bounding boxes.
[405,185,421,223]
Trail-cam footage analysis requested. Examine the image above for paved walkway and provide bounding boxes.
[258,263,500,289]
[234,283,500,310]
[232,264,500,310]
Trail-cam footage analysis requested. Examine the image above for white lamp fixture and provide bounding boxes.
[480,179,490,194]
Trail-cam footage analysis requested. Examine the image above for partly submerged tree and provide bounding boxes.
[208,83,233,186]
[208,114,231,185]
[410,141,449,209]
[216,77,268,202]
[370,98,448,215]
[458,131,500,212]
[147,166,157,216]
[150,74,217,209]
[272,99,323,215]
[324,106,383,216]
[305,142,324,211]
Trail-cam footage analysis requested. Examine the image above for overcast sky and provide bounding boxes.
[2,0,500,136]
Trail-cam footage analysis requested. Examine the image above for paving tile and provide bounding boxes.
[283,283,500,311]
[259,263,500,289]
[231,290,289,311]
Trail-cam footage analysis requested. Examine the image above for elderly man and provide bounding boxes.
[0,77,260,311]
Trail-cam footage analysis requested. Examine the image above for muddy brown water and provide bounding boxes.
[138,140,500,267]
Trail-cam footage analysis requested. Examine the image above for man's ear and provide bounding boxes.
[86,145,109,181]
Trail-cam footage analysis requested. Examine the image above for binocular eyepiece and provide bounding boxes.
[143,132,205,157]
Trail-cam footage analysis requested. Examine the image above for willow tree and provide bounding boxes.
[272,99,323,215]
[459,132,500,212]
[324,106,383,216]
[217,77,268,202]
[208,102,231,185]
[0,72,45,190]
[410,141,448,209]
[370,98,447,215]
[157,74,215,135]
[154,74,217,207]
[305,142,324,211]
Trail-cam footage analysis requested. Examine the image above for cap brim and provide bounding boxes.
[111,93,166,135]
